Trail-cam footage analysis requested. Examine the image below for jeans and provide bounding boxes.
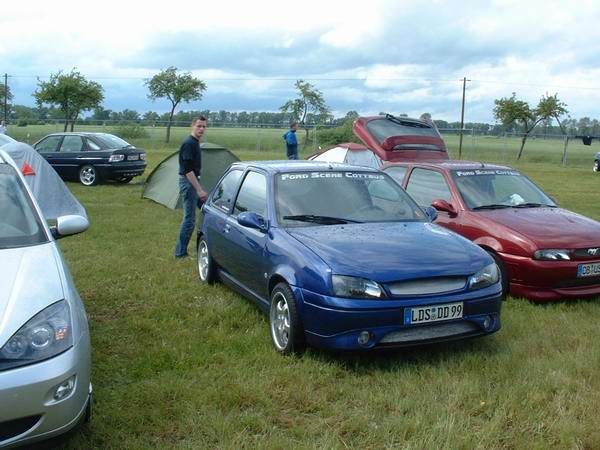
[286,145,298,160]
[175,176,199,257]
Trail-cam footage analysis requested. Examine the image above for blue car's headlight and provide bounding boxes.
[332,275,386,299]
[468,263,499,290]
[0,300,73,371]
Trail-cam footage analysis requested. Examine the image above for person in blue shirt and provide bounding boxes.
[175,116,209,258]
[283,122,299,160]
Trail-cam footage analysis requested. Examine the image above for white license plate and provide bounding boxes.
[404,302,463,325]
[577,263,600,277]
[128,155,139,161]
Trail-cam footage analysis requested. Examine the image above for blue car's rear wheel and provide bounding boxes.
[269,283,304,354]
[197,237,216,284]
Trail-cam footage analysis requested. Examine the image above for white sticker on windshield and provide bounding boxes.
[455,169,520,177]
[280,172,385,181]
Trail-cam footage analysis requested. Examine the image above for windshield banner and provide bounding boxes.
[280,172,385,181]
[455,169,520,177]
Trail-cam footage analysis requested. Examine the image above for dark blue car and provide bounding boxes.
[198,161,502,353]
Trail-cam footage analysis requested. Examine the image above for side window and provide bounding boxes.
[406,168,452,207]
[345,150,380,169]
[384,166,408,185]
[86,138,102,150]
[211,169,243,213]
[35,136,62,153]
[60,136,84,153]
[233,171,267,217]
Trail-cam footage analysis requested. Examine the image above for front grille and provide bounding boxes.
[387,277,466,296]
[380,322,479,344]
[0,415,41,442]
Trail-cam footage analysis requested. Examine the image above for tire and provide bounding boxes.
[116,176,133,184]
[269,283,305,354]
[84,393,92,424]
[594,161,599,172]
[197,237,217,284]
[487,251,508,300]
[79,165,99,186]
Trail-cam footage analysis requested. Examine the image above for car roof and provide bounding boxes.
[42,132,113,137]
[230,160,381,174]
[382,159,513,171]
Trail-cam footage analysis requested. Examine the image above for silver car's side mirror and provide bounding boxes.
[51,215,89,239]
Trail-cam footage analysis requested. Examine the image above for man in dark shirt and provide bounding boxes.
[175,116,209,258]
[283,122,299,159]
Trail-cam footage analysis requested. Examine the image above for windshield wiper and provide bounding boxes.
[283,214,362,225]
[511,202,555,208]
[472,204,512,210]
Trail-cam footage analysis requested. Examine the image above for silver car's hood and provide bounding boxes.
[0,242,64,346]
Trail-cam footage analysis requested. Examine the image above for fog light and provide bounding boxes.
[358,331,371,346]
[54,376,76,401]
[483,316,492,330]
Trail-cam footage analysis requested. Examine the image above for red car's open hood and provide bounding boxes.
[477,207,600,249]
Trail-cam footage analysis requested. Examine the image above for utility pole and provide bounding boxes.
[3,73,7,125]
[458,77,470,159]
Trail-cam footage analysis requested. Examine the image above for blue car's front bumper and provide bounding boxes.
[295,286,502,350]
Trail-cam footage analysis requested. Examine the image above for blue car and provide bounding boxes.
[198,161,502,353]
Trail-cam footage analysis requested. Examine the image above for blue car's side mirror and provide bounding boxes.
[238,212,268,232]
[424,206,438,222]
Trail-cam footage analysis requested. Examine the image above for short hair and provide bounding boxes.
[192,116,207,125]
[290,121,298,127]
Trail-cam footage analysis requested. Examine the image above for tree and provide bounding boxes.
[0,82,13,120]
[493,92,568,159]
[34,69,104,132]
[280,79,331,145]
[145,67,207,143]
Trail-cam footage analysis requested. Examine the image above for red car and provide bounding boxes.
[382,160,600,302]
[353,114,448,161]
[310,114,448,164]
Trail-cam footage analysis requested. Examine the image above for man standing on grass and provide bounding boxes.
[283,122,299,160]
[175,116,209,259]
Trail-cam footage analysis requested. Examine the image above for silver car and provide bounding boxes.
[0,148,91,448]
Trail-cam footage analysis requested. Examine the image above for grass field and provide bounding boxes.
[15,128,600,449]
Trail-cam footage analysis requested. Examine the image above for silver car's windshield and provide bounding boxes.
[451,169,556,210]
[0,164,47,248]
[276,171,427,227]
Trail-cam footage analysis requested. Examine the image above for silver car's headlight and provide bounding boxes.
[534,249,571,261]
[468,263,499,290]
[332,275,386,299]
[0,300,73,371]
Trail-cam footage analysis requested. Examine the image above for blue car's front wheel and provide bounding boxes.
[269,283,304,354]
[197,237,217,284]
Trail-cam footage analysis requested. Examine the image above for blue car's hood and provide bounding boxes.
[287,222,490,283]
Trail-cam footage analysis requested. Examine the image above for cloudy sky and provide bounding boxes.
[2,0,600,122]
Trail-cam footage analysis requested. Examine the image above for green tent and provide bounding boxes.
[142,142,240,209]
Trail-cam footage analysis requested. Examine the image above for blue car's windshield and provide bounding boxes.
[0,164,47,248]
[451,169,556,210]
[276,170,427,227]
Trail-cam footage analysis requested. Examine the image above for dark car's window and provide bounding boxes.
[233,171,267,217]
[0,164,47,248]
[384,166,408,185]
[86,138,102,150]
[96,134,132,149]
[345,149,381,168]
[60,136,84,153]
[276,171,425,227]
[35,136,62,153]
[406,168,453,207]
[451,169,556,209]
[212,169,243,213]
[367,118,440,145]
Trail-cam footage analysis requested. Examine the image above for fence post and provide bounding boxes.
[256,126,262,152]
